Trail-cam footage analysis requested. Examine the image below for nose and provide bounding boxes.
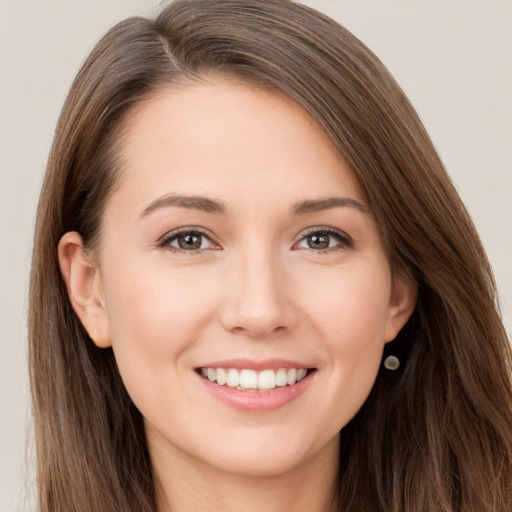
[219,248,298,338]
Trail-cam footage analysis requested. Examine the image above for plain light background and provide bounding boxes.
[1,1,511,510]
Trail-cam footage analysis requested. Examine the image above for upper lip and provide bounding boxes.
[196,358,313,371]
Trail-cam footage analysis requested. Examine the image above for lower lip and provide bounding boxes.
[197,371,314,412]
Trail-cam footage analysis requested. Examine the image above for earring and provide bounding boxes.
[383,355,400,371]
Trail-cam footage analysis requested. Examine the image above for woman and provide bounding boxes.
[29,0,512,510]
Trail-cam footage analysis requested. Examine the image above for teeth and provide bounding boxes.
[239,369,258,389]
[199,367,310,390]
[287,368,297,385]
[297,369,307,382]
[226,368,240,387]
[275,368,288,387]
[216,368,227,386]
[258,369,275,390]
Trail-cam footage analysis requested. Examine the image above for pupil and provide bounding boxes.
[308,233,329,249]
[178,233,201,250]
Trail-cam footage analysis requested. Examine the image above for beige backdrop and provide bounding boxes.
[1,1,511,510]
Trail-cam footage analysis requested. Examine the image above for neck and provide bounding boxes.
[150,433,340,512]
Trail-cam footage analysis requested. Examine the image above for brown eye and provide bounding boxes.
[163,230,215,252]
[306,232,331,249]
[295,228,352,252]
[177,233,203,250]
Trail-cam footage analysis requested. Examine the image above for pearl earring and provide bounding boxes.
[383,355,400,371]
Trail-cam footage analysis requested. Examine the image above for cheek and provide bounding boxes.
[100,260,220,388]
[99,261,222,428]
[104,258,213,339]
[300,263,391,412]
[313,272,390,430]
[306,264,391,347]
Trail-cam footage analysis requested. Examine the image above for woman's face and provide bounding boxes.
[71,78,415,477]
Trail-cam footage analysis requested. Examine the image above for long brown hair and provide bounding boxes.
[29,1,512,510]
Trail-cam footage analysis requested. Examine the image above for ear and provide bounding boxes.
[58,231,111,348]
[384,273,417,343]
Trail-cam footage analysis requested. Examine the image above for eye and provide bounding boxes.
[159,229,218,252]
[294,228,352,252]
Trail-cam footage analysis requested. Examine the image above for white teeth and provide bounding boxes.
[226,368,240,387]
[258,369,276,390]
[239,369,258,389]
[287,368,297,385]
[275,368,288,387]
[199,367,310,390]
[216,368,227,386]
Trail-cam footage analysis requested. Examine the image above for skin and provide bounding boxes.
[59,78,416,512]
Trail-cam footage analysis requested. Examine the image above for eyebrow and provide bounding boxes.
[139,193,227,217]
[290,197,370,216]
[139,193,369,218]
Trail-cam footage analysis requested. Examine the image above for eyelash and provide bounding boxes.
[157,227,219,254]
[293,227,353,254]
[157,227,353,254]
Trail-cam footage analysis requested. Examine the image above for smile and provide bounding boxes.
[196,359,316,411]
[198,367,309,391]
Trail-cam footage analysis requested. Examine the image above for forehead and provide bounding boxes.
[109,78,364,217]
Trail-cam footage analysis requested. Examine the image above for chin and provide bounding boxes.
[214,450,305,477]
[196,428,339,479]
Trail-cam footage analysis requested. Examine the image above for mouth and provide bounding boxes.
[196,366,316,392]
